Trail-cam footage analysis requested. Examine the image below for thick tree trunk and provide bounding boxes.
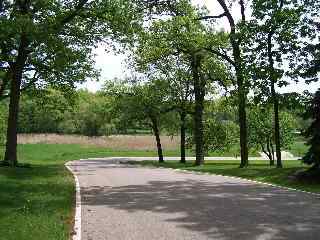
[3,35,29,167]
[150,117,164,163]
[232,43,248,168]
[191,55,204,166]
[216,0,249,168]
[268,32,282,168]
[180,111,186,163]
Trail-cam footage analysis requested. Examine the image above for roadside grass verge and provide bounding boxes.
[129,160,320,194]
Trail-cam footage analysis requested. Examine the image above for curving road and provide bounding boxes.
[67,158,320,240]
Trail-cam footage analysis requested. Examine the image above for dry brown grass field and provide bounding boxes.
[17,134,180,150]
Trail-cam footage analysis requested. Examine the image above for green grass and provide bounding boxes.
[130,160,320,193]
[287,141,309,157]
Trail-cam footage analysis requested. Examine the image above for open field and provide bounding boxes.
[17,133,308,157]
[17,134,261,157]
[17,134,180,150]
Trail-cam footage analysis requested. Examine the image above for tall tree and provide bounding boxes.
[137,55,194,163]
[0,0,142,166]
[247,0,304,168]
[134,1,229,165]
[200,0,249,167]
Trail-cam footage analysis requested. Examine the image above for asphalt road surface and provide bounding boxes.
[68,158,320,240]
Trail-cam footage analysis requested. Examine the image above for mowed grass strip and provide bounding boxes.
[130,160,320,194]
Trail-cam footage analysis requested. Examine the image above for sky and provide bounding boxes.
[80,0,319,93]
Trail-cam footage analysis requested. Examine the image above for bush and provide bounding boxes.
[187,119,239,155]
[98,123,117,136]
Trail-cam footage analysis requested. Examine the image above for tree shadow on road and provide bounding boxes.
[80,164,320,240]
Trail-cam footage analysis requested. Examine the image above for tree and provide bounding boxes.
[138,55,194,163]
[247,0,304,168]
[248,106,296,165]
[105,80,172,163]
[18,88,75,134]
[295,0,320,83]
[134,1,230,165]
[0,0,142,166]
[188,118,238,156]
[200,0,249,167]
[302,90,320,171]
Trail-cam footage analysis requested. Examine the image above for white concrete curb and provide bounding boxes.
[65,163,82,240]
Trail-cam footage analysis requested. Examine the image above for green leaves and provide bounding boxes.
[0,0,144,96]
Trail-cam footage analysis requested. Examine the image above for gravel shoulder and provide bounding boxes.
[68,158,320,240]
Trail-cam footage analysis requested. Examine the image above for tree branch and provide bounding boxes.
[54,0,89,31]
[217,0,235,31]
[196,12,226,20]
[205,47,235,66]
[239,0,246,22]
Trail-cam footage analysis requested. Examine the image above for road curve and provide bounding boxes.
[67,158,320,240]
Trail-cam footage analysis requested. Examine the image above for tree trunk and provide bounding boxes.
[191,55,204,166]
[3,35,29,167]
[232,44,249,168]
[180,111,187,163]
[150,116,164,163]
[267,139,275,166]
[238,85,248,167]
[268,32,282,168]
[271,83,282,168]
[216,0,248,168]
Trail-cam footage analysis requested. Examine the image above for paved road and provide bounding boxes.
[68,158,320,240]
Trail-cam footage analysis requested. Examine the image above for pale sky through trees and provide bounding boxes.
[80,0,319,93]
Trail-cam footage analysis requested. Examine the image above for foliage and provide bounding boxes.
[18,89,74,134]
[0,0,143,97]
[202,119,239,155]
[187,98,239,155]
[104,79,173,133]
[302,90,320,167]
[248,106,296,161]
[17,89,117,136]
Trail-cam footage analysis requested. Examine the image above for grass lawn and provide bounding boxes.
[287,141,309,157]
[130,160,320,194]
[0,143,185,240]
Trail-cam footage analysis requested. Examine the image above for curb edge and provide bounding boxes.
[65,162,82,240]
